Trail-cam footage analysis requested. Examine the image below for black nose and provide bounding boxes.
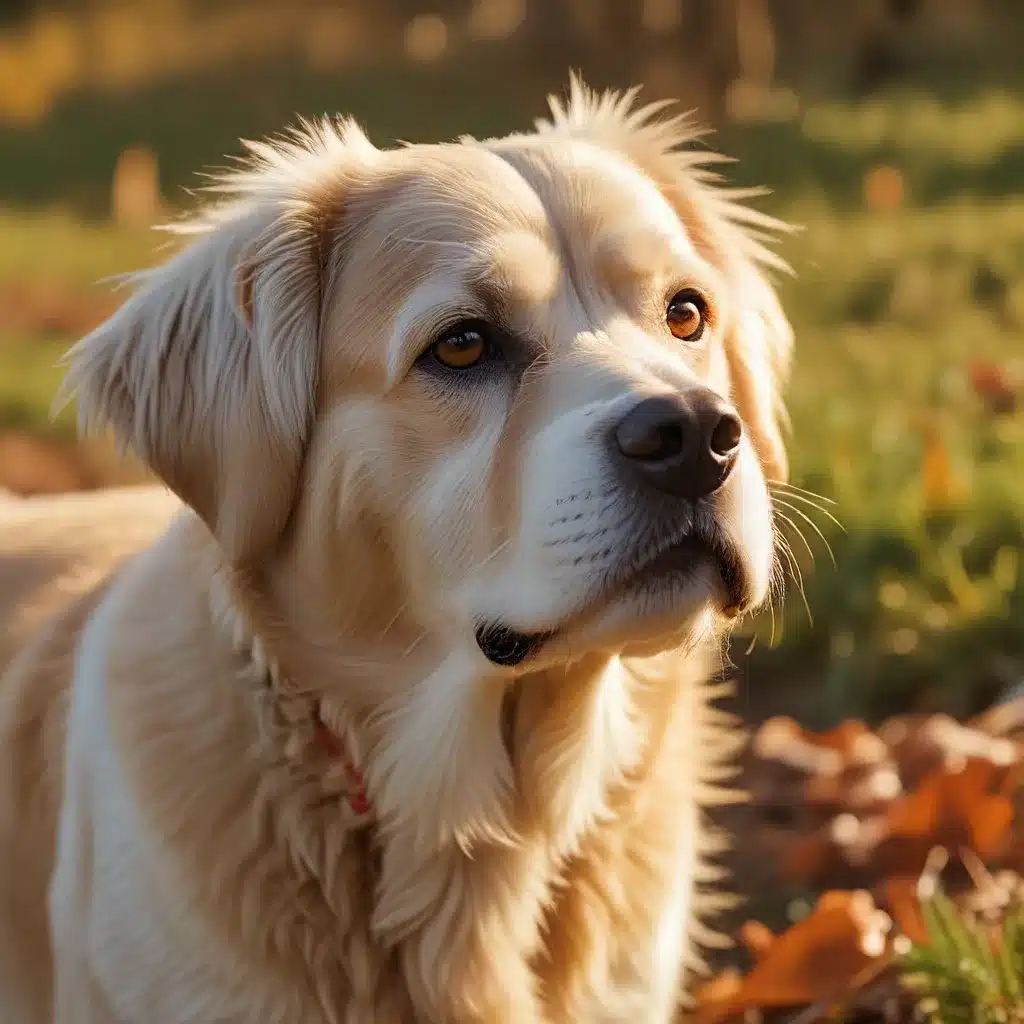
[613,391,742,499]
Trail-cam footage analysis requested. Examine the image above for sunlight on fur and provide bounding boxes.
[0,75,792,1023]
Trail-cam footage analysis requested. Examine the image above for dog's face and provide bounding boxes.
[64,82,791,676]
[314,137,782,670]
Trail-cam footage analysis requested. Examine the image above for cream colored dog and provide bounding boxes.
[0,78,792,1023]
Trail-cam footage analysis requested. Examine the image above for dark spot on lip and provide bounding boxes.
[711,541,747,611]
[475,621,554,667]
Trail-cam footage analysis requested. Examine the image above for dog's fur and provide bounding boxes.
[0,78,792,1023]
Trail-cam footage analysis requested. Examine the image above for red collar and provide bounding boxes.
[313,719,371,816]
[214,579,372,818]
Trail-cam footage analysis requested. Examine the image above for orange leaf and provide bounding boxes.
[864,165,904,212]
[693,969,745,1024]
[883,758,1016,865]
[739,919,776,961]
[921,427,955,508]
[882,877,929,945]
[694,891,892,1017]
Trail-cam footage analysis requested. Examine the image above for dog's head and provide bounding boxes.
[63,79,791,680]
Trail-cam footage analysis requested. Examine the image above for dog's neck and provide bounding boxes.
[207,556,714,944]
[207,563,535,827]
[207,565,376,818]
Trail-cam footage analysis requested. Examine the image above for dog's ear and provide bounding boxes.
[60,120,376,561]
[63,204,322,564]
[538,75,793,482]
[720,263,792,483]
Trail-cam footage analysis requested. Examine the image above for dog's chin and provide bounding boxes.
[474,537,754,669]
[570,555,730,656]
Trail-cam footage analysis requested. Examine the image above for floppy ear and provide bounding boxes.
[721,265,792,483]
[60,119,374,561]
[538,75,793,482]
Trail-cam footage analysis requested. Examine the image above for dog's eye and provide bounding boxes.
[430,321,491,370]
[666,290,707,342]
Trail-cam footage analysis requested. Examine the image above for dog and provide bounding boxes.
[0,77,792,1023]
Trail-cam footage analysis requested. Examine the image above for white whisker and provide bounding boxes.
[769,486,845,532]
[772,499,836,567]
[767,479,837,505]
[775,531,813,627]
[774,511,816,568]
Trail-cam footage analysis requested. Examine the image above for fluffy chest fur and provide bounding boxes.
[43,521,736,1024]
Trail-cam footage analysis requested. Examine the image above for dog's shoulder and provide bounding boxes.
[0,486,181,1021]
[0,486,181,671]
[0,486,181,843]
[0,558,126,1023]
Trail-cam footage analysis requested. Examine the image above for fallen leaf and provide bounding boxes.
[881,876,929,945]
[739,919,776,961]
[879,757,1017,872]
[968,359,1017,415]
[920,424,956,508]
[880,712,1019,787]
[864,165,904,212]
[694,891,893,1022]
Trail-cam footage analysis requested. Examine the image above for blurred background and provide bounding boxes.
[3,0,1021,725]
[1,1,1022,1010]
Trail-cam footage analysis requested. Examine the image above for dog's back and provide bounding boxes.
[0,486,179,1022]
[0,487,180,670]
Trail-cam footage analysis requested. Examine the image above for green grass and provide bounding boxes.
[0,209,161,436]
[1,86,1021,719]
[0,56,1021,213]
[750,198,1024,721]
[901,886,1024,1022]
[0,331,71,434]
[0,207,160,286]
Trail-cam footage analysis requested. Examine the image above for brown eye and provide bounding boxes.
[430,321,490,370]
[666,290,707,342]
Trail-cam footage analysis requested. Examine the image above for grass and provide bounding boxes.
[0,208,162,436]
[0,331,71,434]
[1,85,1021,720]
[0,206,158,286]
[751,197,1024,721]
[901,886,1024,1022]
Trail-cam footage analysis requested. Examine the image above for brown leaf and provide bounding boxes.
[971,696,1024,743]
[880,712,1020,787]
[879,758,1017,872]
[783,757,1020,887]
[881,877,929,945]
[739,919,776,961]
[864,165,905,212]
[691,969,745,1024]
[694,891,892,1021]
[968,359,1017,415]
